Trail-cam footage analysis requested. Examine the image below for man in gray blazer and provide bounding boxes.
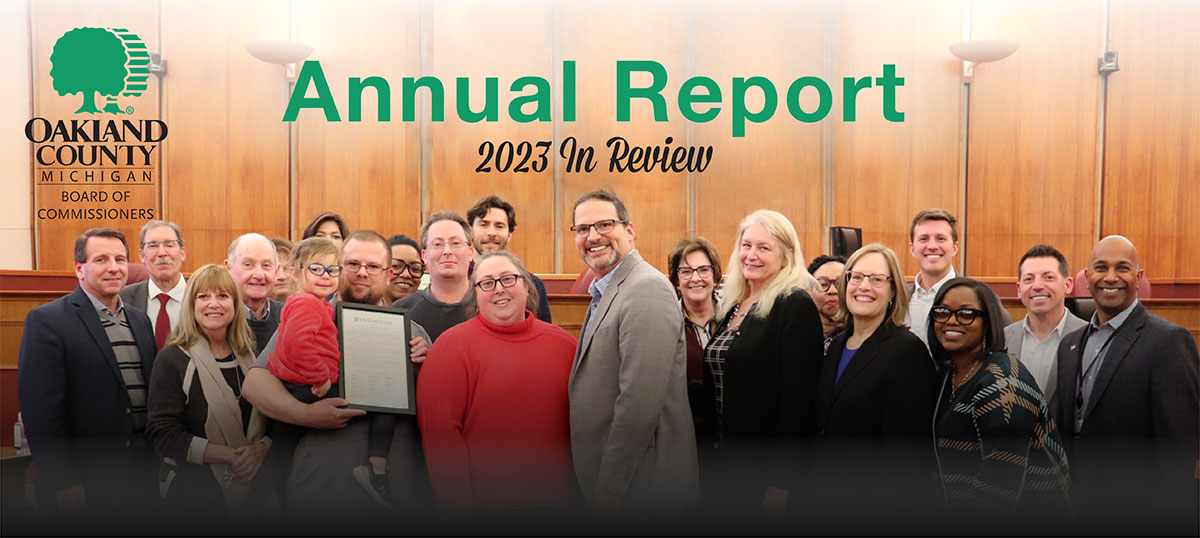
[568,190,699,518]
[1003,244,1086,402]
[119,220,187,349]
[1054,236,1198,534]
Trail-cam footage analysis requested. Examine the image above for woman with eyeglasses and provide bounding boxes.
[385,234,424,304]
[811,243,939,526]
[667,237,723,460]
[417,251,579,520]
[806,254,847,352]
[699,210,824,520]
[928,277,1070,525]
[145,264,270,521]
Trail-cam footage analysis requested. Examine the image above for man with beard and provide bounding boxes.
[121,220,187,349]
[567,190,698,519]
[243,230,431,524]
[1054,235,1198,535]
[466,195,552,322]
[385,234,423,304]
[392,212,474,342]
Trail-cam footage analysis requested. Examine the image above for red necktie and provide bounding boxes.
[155,293,171,349]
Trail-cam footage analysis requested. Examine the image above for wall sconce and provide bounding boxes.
[949,39,1019,80]
[246,40,314,80]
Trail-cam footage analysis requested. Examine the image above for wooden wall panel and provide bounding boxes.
[966,0,1104,278]
[32,0,161,270]
[294,0,421,243]
[426,0,555,273]
[163,0,290,270]
[1102,0,1200,282]
[692,0,825,272]
[832,0,963,278]
[557,0,689,274]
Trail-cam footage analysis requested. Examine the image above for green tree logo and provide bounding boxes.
[49,27,150,114]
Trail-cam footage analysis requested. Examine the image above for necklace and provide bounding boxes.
[950,360,982,399]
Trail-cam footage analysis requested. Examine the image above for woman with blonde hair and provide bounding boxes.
[700,209,824,519]
[811,243,939,526]
[146,264,270,521]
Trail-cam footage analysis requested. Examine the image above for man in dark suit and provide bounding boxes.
[1055,235,1198,534]
[18,228,159,520]
[119,220,187,349]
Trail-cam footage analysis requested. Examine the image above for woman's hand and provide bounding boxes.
[230,442,269,484]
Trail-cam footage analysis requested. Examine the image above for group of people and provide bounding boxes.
[15,193,1199,534]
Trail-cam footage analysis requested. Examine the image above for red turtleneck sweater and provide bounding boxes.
[417,311,578,513]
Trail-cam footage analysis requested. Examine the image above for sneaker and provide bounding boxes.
[352,464,394,510]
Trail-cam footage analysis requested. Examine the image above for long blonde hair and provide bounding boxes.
[717,210,818,319]
[167,264,257,355]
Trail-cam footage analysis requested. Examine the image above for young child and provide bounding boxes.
[248,237,395,510]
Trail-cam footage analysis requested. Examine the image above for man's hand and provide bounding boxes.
[55,484,87,513]
[410,337,429,364]
[305,397,365,429]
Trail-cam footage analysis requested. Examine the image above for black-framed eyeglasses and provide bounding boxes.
[475,273,520,292]
[569,219,627,237]
[930,306,987,325]
[302,263,343,277]
[344,261,386,276]
[846,271,892,289]
[677,265,713,280]
[391,260,425,277]
[815,276,837,292]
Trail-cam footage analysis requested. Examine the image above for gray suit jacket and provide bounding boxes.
[569,251,699,512]
[1004,311,1086,402]
[120,280,150,313]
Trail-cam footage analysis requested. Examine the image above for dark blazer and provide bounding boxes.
[813,321,938,518]
[17,286,158,507]
[703,289,824,494]
[119,280,150,313]
[1054,303,1199,532]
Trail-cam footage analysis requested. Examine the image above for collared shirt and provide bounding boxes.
[1076,299,1139,432]
[82,285,126,316]
[681,298,717,350]
[146,276,186,336]
[907,267,957,345]
[1017,309,1072,394]
[583,249,637,336]
[245,298,273,321]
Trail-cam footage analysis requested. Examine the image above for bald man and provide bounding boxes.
[1054,236,1198,534]
[225,233,282,353]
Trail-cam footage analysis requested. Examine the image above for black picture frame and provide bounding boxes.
[335,302,415,414]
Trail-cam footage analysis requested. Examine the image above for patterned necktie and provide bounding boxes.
[155,293,171,349]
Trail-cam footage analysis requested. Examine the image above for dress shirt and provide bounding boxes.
[1075,299,1139,433]
[1017,309,1072,394]
[146,277,186,336]
[582,249,637,336]
[907,267,957,346]
[245,298,273,321]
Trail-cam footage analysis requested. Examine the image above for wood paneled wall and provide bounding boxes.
[22,0,1200,283]
[1102,0,1200,284]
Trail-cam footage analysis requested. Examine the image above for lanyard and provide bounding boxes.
[1074,323,1119,431]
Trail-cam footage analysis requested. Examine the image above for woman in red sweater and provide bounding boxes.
[417,251,579,517]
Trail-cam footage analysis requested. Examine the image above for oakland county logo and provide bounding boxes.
[50,27,150,115]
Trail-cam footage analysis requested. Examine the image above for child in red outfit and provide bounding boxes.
[248,238,395,511]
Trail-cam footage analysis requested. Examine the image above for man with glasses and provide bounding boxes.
[807,254,847,352]
[466,195,552,322]
[392,211,475,343]
[244,230,433,520]
[567,190,698,518]
[121,220,187,349]
[224,233,282,353]
[386,234,423,304]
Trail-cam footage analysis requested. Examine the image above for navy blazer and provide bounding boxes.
[18,286,158,499]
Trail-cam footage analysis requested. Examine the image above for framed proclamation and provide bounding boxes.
[336,302,416,414]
